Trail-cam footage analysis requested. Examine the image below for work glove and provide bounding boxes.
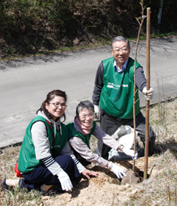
[108,162,126,179]
[142,87,153,100]
[94,105,100,120]
[122,147,138,161]
[57,169,73,191]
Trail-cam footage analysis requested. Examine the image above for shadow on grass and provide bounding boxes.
[154,138,177,159]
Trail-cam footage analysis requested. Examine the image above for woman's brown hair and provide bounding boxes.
[36,90,67,121]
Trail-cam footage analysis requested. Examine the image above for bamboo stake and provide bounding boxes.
[144,7,151,180]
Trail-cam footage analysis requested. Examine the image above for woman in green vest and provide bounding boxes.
[68,100,137,179]
[1,90,97,194]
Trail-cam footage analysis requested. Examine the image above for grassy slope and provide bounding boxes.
[1,98,177,205]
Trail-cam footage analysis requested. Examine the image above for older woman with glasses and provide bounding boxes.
[1,90,97,195]
[67,100,137,179]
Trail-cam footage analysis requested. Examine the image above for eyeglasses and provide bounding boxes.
[112,47,129,54]
[50,102,67,108]
[80,113,94,119]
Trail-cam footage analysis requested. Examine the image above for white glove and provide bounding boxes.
[122,147,138,161]
[57,170,73,191]
[108,162,126,179]
[142,87,153,100]
[94,105,100,120]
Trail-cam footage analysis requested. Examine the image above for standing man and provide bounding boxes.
[92,36,155,159]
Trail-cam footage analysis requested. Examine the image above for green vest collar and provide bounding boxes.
[67,120,96,148]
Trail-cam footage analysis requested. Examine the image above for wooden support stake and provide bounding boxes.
[144,7,151,180]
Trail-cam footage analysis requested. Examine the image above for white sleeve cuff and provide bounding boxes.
[70,154,86,173]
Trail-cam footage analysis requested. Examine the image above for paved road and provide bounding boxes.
[1,36,177,148]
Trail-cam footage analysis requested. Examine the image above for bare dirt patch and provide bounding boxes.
[42,156,157,206]
[1,98,177,205]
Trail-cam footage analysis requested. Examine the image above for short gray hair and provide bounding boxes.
[111,36,130,49]
[76,100,94,117]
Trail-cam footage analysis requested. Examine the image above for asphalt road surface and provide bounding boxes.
[0,36,177,148]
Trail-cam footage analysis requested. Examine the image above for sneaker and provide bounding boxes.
[1,178,14,192]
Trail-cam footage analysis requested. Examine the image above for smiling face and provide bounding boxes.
[78,108,94,128]
[111,40,130,68]
[45,95,66,121]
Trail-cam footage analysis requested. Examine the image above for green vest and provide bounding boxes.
[100,57,141,119]
[18,116,68,173]
[67,121,96,148]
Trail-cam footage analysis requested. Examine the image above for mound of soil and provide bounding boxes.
[42,158,156,206]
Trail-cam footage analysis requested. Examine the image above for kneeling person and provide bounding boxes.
[67,100,137,179]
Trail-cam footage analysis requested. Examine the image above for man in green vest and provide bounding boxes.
[92,36,155,159]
